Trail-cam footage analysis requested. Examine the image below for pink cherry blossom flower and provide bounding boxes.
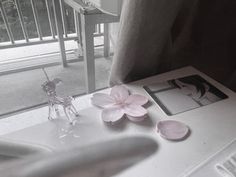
[91,85,148,123]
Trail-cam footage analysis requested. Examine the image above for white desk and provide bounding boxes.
[1,66,236,177]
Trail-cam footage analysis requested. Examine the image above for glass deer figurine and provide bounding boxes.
[41,68,79,124]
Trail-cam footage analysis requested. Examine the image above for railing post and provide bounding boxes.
[59,0,68,37]
[53,0,67,67]
[0,1,15,44]
[30,0,43,40]
[15,0,29,42]
[104,23,110,57]
[45,0,56,39]
[73,9,83,55]
[80,14,96,93]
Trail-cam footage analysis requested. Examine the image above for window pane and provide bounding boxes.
[0,1,119,118]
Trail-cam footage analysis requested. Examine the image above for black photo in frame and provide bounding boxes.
[143,75,228,115]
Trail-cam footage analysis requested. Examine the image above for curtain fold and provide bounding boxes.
[109,0,185,85]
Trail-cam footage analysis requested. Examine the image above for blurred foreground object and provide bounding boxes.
[0,136,157,177]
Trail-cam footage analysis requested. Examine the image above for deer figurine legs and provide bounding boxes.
[47,98,79,124]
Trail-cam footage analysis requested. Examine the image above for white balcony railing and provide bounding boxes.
[0,0,103,66]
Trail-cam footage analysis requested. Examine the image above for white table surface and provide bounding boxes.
[1,66,236,177]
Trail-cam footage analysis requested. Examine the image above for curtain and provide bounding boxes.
[109,0,236,91]
[109,0,186,85]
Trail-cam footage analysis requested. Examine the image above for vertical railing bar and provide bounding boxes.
[96,24,99,34]
[94,24,96,34]
[45,0,55,39]
[15,0,29,42]
[103,23,110,57]
[73,10,82,44]
[0,1,14,44]
[73,9,83,54]
[53,0,67,67]
[100,23,105,33]
[73,10,79,37]
[59,0,68,38]
[80,14,96,93]
[30,0,43,40]
[98,23,101,34]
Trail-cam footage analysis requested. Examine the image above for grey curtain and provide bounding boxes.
[109,0,236,91]
[109,0,185,84]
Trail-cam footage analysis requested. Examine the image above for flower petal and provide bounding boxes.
[124,104,147,117]
[110,85,129,103]
[102,106,124,123]
[125,94,148,106]
[91,93,115,108]
[126,115,147,122]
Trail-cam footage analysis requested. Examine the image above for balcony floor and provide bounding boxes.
[0,37,112,117]
[0,56,112,117]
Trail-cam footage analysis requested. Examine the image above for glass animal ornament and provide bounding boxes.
[41,68,79,124]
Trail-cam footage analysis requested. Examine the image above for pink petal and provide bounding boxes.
[110,85,129,103]
[102,106,125,123]
[126,115,147,122]
[125,94,148,106]
[124,104,147,117]
[91,93,115,108]
[157,120,189,141]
